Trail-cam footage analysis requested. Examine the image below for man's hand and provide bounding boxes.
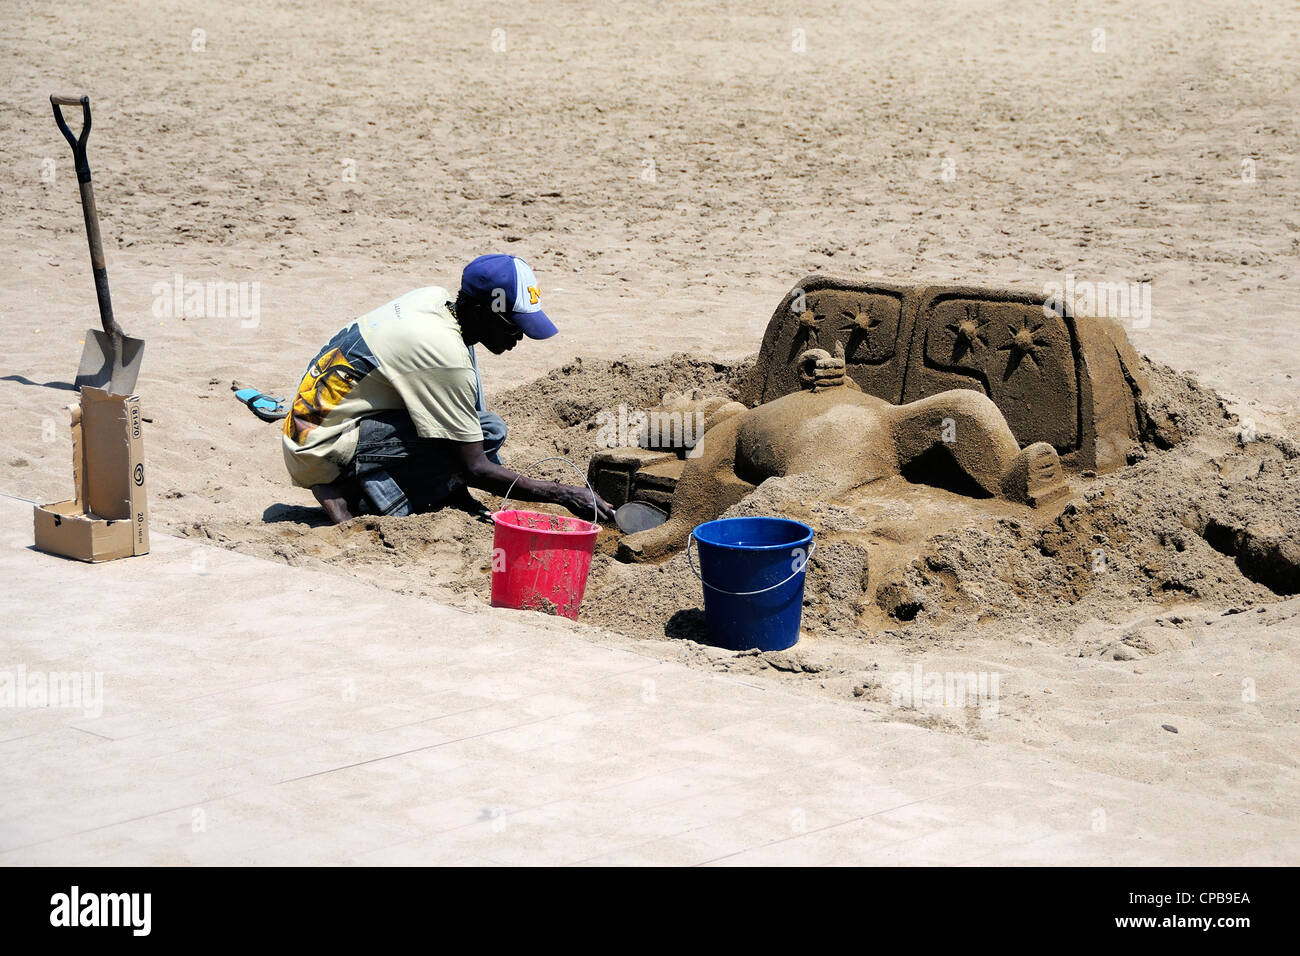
[554,482,614,522]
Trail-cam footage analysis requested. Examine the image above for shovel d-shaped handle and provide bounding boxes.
[51,93,122,340]
[51,94,92,176]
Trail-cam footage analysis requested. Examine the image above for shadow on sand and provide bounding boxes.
[262,502,332,527]
[1,375,77,391]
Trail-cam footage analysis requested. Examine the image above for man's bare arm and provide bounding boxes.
[455,440,614,521]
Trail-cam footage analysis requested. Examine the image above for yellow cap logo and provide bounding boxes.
[528,285,540,305]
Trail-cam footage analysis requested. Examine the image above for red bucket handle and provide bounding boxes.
[499,456,600,527]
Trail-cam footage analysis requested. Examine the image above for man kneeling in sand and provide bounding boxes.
[618,346,1069,561]
[282,254,614,524]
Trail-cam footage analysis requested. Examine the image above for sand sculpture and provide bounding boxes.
[586,392,746,514]
[616,346,1070,562]
[588,278,1151,552]
[740,277,1148,472]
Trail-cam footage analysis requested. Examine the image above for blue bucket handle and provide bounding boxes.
[499,456,600,527]
[685,533,816,596]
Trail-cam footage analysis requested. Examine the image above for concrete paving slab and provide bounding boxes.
[1,494,1298,865]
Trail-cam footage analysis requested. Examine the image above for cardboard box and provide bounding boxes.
[34,387,149,562]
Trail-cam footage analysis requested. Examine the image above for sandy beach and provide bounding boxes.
[2,0,1298,856]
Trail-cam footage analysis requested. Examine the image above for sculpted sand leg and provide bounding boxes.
[617,348,1069,562]
[889,390,1066,504]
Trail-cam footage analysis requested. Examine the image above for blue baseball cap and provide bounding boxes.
[460,254,557,339]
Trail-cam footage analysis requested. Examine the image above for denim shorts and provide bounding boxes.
[341,410,506,517]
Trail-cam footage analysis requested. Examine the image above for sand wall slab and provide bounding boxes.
[744,277,1145,472]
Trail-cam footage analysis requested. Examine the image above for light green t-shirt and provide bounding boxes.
[281,287,483,487]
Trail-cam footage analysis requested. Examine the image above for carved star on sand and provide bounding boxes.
[839,306,884,357]
[997,317,1051,377]
[796,309,822,333]
[945,303,989,359]
[785,307,825,360]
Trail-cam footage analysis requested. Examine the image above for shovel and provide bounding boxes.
[51,93,145,395]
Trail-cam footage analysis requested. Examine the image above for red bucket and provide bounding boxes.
[489,458,602,620]
[490,510,599,619]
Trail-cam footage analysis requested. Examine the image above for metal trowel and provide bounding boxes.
[614,501,668,534]
[52,94,145,395]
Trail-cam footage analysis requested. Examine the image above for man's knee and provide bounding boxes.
[479,411,507,452]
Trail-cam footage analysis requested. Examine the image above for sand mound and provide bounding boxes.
[490,353,753,481]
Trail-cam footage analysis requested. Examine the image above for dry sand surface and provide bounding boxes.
[3,1,1299,841]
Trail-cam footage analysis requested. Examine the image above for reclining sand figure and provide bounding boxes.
[617,346,1069,562]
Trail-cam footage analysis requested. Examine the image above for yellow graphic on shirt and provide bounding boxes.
[283,347,361,444]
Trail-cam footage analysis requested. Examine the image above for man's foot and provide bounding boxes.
[312,482,354,524]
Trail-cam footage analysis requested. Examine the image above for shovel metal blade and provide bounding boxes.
[75,328,145,395]
[614,501,668,534]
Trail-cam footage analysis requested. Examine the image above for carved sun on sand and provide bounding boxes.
[839,305,884,357]
[945,303,989,359]
[796,309,821,333]
[786,307,826,360]
[997,316,1051,377]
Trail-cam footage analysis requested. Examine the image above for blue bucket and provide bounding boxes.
[688,517,815,652]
